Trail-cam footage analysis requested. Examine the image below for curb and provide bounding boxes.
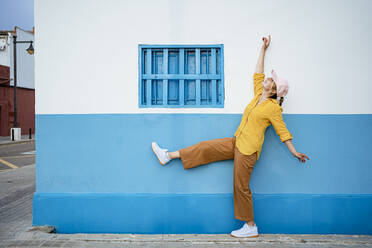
[0,139,35,147]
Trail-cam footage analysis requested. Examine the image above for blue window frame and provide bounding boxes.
[139,44,224,108]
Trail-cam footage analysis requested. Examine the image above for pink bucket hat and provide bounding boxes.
[271,69,289,97]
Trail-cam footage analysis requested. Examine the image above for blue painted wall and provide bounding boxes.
[33,193,372,234]
[33,114,372,234]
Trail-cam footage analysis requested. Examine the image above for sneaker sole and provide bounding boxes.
[230,233,259,238]
[151,143,165,166]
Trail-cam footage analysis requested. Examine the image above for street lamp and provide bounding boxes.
[12,35,34,129]
[26,42,34,55]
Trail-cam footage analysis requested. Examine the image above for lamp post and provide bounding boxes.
[12,35,34,128]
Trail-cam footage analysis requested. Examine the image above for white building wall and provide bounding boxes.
[35,0,372,115]
[9,27,35,89]
[0,34,11,66]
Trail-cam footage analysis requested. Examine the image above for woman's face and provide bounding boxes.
[262,77,277,95]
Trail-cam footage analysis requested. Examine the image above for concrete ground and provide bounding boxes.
[0,164,371,247]
[0,141,35,171]
[0,134,35,146]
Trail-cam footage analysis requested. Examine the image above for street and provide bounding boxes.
[0,141,35,171]
[0,166,34,241]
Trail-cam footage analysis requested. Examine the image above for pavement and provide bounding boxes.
[8,232,372,247]
[0,134,35,146]
[0,140,35,171]
[0,161,371,247]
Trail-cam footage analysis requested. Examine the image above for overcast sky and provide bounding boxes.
[0,0,34,30]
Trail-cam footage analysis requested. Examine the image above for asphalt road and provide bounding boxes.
[0,141,35,241]
[0,141,35,171]
[0,164,35,241]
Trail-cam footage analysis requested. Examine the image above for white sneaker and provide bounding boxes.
[151,142,171,165]
[230,223,259,238]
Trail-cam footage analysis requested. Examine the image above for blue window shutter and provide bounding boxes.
[139,45,224,108]
[200,49,211,74]
[146,48,152,106]
[185,50,196,74]
[152,50,163,74]
[179,48,185,106]
[195,48,201,105]
[211,48,217,105]
[168,50,179,74]
[163,49,168,106]
[168,80,179,105]
[185,80,196,105]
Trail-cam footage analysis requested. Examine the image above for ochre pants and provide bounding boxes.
[179,137,257,223]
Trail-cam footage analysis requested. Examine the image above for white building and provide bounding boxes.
[0,26,35,89]
[33,0,372,234]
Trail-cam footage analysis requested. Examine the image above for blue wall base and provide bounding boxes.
[33,193,372,234]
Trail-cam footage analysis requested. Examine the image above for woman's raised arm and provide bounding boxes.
[255,35,271,73]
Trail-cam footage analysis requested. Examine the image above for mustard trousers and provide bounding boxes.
[179,137,258,223]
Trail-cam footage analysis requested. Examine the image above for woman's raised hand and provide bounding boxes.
[262,35,271,50]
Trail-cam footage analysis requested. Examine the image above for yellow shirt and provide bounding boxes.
[234,73,293,160]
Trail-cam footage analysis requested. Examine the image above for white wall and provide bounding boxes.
[9,27,35,89]
[0,35,11,66]
[35,0,372,114]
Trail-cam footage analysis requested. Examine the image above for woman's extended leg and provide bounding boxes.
[177,137,236,169]
[153,137,235,169]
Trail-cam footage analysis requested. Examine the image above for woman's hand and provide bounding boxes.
[262,35,271,50]
[284,140,309,163]
[293,152,310,163]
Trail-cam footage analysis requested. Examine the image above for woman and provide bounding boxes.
[151,35,310,238]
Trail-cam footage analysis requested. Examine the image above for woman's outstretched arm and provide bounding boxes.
[284,140,310,163]
[268,105,310,164]
[255,35,271,73]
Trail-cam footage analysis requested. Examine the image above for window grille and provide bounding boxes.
[139,45,224,108]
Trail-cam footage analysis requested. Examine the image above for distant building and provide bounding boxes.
[0,26,35,136]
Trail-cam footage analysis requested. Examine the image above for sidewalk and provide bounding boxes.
[4,232,372,247]
[0,134,35,146]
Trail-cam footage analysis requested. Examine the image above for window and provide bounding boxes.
[138,45,224,108]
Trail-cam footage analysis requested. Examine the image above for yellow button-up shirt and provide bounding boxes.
[234,73,293,160]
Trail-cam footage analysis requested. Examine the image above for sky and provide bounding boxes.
[0,0,34,31]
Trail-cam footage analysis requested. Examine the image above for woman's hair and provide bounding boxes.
[269,81,284,106]
[278,96,284,106]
